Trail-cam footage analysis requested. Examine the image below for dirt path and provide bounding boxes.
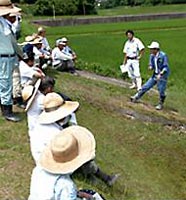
[77,70,186,133]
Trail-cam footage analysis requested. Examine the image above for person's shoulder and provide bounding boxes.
[134,37,143,43]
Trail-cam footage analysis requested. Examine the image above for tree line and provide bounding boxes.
[12,0,185,16]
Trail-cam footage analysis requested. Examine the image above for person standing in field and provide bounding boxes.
[0,0,23,122]
[123,30,145,91]
[131,41,170,110]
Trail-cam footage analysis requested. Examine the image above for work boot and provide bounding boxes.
[130,93,140,103]
[155,103,163,110]
[94,168,119,186]
[1,105,21,122]
[156,96,166,110]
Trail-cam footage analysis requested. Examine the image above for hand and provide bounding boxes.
[156,74,161,80]
[148,66,153,70]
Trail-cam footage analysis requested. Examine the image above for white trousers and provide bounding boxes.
[125,59,141,79]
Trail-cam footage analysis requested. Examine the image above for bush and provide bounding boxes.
[33,0,97,16]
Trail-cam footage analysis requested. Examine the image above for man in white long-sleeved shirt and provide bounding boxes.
[52,39,77,74]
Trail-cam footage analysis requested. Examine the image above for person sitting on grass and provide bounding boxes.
[52,39,78,75]
[28,125,106,200]
[19,52,44,87]
[29,92,119,187]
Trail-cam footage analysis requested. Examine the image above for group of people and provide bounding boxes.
[1,1,119,199]
[0,0,79,123]
[22,77,119,199]
[21,28,78,75]
[122,30,170,110]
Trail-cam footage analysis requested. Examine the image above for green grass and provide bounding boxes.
[3,17,185,199]
[20,18,186,116]
[98,4,186,16]
[1,71,186,199]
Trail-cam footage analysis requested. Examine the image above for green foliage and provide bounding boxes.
[99,0,186,8]
[33,0,97,16]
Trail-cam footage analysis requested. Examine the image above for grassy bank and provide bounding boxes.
[0,70,186,199]
[2,17,185,199]
[20,18,186,116]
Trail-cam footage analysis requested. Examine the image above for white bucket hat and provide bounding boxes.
[148,41,160,49]
[0,0,21,16]
[38,92,79,124]
[39,125,96,174]
[22,79,41,111]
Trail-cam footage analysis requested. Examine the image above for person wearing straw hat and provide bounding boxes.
[29,92,79,163]
[37,26,51,55]
[32,36,52,70]
[131,41,170,110]
[0,0,23,122]
[28,125,105,200]
[5,11,25,109]
[22,79,44,136]
[30,92,119,186]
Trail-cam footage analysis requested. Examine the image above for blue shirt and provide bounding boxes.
[149,51,170,78]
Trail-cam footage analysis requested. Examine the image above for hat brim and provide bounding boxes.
[0,6,21,16]
[25,79,41,111]
[147,45,159,49]
[38,101,79,124]
[39,125,96,174]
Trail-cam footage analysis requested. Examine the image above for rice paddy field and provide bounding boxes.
[0,15,186,199]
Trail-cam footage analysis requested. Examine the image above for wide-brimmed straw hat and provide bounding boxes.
[38,92,79,124]
[22,79,41,111]
[39,125,96,174]
[0,0,21,16]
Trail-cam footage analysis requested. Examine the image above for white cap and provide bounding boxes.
[61,37,68,42]
[38,27,45,33]
[56,39,65,46]
[148,41,160,49]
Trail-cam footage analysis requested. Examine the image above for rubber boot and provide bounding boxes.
[94,168,119,186]
[1,105,21,122]
[13,97,26,109]
[129,79,136,89]
[136,77,142,91]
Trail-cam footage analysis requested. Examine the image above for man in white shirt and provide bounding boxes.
[123,30,145,91]
[19,52,44,87]
[52,39,77,74]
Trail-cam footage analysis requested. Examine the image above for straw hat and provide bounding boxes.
[39,125,96,174]
[0,0,21,16]
[38,92,79,124]
[22,79,41,111]
[31,36,43,45]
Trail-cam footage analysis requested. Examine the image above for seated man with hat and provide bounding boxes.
[30,92,119,187]
[52,39,77,75]
[28,125,99,199]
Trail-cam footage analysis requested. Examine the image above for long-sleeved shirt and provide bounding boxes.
[52,47,73,66]
[149,51,170,78]
[28,166,77,200]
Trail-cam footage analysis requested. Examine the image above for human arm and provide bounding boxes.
[123,53,127,65]
[137,48,145,60]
